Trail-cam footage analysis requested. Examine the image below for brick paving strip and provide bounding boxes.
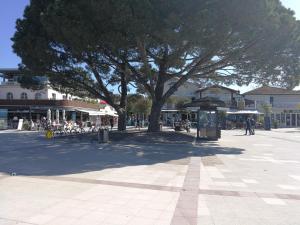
[11,174,300,201]
[198,189,300,200]
[26,175,300,201]
[31,176,181,192]
[170,157,201,225]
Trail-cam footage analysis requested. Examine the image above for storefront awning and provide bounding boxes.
[104,111,119,117]
[76,109,105,116]
[76,109,118,116]
[227,110,263,115]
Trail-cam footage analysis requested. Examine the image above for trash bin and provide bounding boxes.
[264,116,271,131]
[98,128,109,143]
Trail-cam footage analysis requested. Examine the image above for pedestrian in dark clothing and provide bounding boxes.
[245,117,252,135]
[109,118,114,130]
[136,118,140,130]
[250,118,256,135]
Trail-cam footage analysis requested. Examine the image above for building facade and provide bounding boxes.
[243,86,300,127]
[0,69,118,129]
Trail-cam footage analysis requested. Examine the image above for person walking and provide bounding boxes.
[109,117,114,130]
[136,118,140,131]
[185,119,191,133]
[250,117,256,135]
[244,117,252,135]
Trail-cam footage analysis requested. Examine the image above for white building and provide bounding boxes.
[196,85,244,108]
[243,86,300,127]
[164,79,200,99]
[0,69,118,129]
[0,69,77,101]
[0,79,73,101]
[161,83,256,125]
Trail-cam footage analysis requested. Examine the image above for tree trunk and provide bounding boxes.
[117,110,127,131]
[117,66,128,132]
[148,102,163,132]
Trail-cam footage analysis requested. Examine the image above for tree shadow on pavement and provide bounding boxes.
[0,131,245,176]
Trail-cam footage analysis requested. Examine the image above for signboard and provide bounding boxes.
[45,130,54,139]
[17,119,24,130]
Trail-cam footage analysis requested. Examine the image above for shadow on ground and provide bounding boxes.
[0,130,245,176]
[282,130,300,133]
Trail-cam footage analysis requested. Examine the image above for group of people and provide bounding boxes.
[174,119,191,132]
[245,117,256,135]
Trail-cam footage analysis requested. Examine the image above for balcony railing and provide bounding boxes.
[0,81,19,86]
[0,99,100,110]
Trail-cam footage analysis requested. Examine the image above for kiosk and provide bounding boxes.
[184,97,225,140]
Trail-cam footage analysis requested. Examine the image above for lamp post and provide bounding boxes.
[197,108,200,139]
[47,109,51,123]
[62,110,66,121]
[56,109,60,123]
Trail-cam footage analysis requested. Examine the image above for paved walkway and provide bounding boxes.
[0,128,300,225]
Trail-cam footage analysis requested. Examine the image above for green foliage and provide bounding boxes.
[219,110,227,120]
[237,99,246,110]
[135,98,152,115]
[22,120,30,130]
[174,98,190,110]
[166,96,178,105]
[272,120,278,128]
[165,96,191,110]
[12,0,132,120]
[127,94,151,115]
[261,103,273,116]
[257,115,265,125]
[17,74,46,90]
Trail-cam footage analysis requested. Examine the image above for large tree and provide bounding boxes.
[13,0,134,131]
[13,0,300,132]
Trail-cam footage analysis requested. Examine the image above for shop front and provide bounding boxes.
[0,99,118,130]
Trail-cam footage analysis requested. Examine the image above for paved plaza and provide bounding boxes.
[0,128,300,225]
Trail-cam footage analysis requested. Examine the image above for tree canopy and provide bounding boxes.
[127,94,152,116]
[12,0,300,131]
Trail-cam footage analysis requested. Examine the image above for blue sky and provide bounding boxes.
[0,0,300,92]
[0,0,29,68]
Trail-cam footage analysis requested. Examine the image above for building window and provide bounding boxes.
[270,96,274,106]
[6,92,13,100]
[52,93,56,100]
[35,93,42,100]
[21,92,28,100]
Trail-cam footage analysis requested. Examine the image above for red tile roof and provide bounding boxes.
[196,85,239,93]
[243,86,300,95]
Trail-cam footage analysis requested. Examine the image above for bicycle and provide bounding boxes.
[55,125,72,136]
[87,125,98,133]
[70,125,86,134]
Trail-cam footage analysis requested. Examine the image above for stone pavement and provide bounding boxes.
[0,128,300,225]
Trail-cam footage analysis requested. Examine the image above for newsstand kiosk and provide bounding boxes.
[184,97,225,140]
